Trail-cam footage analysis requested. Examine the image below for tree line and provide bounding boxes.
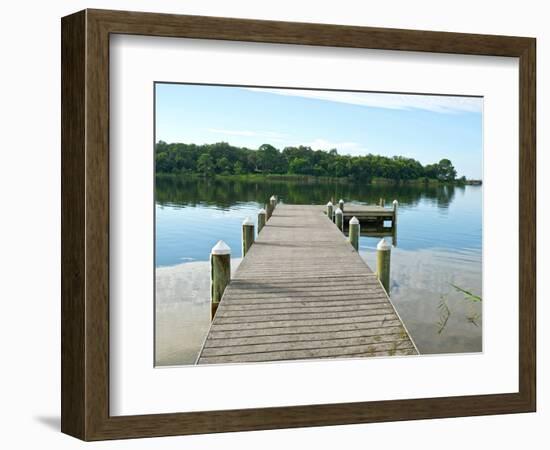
[155,141,462,182]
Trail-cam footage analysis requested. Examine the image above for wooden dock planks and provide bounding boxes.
[197,204,417,365]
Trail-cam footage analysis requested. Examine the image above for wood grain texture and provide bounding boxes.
[61,10,86,439]
[518,38,536,411]
[61,8,536,440]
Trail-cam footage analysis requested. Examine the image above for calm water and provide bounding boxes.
[155,176,482,365]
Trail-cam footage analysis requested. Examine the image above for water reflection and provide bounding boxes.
[360,246,482,354]
[156,175,462,210]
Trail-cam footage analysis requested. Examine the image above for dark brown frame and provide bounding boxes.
[61,9,536,441]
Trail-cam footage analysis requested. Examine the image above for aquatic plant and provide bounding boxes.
[437,295,451,334]
[451,284,482,302]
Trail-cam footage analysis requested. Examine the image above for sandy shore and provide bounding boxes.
[155,258,241,366]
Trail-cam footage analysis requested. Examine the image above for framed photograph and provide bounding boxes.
[61,9,536,440]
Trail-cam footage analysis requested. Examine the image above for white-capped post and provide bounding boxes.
[326,201,334,221]
[335,207,343,231]
[376,238,392,293]
[338,198,345,212]
[392,200,398,245]
[267,195,277,220]
[242,216,255,257]
[210,240,231,319]
[349,216,360,251]
[258,208,267,233]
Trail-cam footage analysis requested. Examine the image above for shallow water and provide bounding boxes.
[155,176,482,365]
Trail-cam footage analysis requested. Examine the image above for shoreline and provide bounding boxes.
[155,172,482,186]
[155,258,242,366]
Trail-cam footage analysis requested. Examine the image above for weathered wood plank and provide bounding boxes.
[221,299,389,309]
[222,296,389,307]
[214,308,396,324]
[229,279,378,287]
[227,279,380,290]
[199,341,416,364]
[207,319,403,338]
[224,287,385,298]
[201,333,410,357]
[205,327,406,347]
[208,312,396,331]
[217,303,395,317]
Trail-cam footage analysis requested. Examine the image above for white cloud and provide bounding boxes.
[206,128,286,140]
[245,88,482,114]
[302,139,368,156]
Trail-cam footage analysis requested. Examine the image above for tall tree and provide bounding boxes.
[436,158,457,181]
[197,153,214,176]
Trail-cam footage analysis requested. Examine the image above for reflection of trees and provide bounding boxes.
[155,175,463,210]
[423,184,465,209]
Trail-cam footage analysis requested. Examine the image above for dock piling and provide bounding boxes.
[392,200,398,244]
[379,198,385,207]
[376,238,392,293]
[349,216,360,251]
[258,208,266,233]
[338,199,345,212]
[335,207,343,231]
[210,240,231,319]
[326,201,334,221]
[242,217,255,256]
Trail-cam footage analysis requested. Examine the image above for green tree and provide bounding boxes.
[216,156,232,174]
[234,161,244,175]
[197,153,214,176]
[257,144,286,173]
[424,163,438,179]
[436,159,457,181]
[289,157,310,174]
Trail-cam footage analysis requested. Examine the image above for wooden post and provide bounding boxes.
[338,198,345,212]
[242,217,255,256]
[349,216,360,251]
[258,208,266,233]
[326,201,334,221]
[379,198,385,207]
[335,207,343,231]
[392,200,398,245]
[376,238,391,293]
[266,195,277,221]
[210,240,231,319]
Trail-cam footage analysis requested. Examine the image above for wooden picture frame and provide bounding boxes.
[61,9,536,440]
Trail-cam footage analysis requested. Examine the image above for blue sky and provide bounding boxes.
[155,83,483,179]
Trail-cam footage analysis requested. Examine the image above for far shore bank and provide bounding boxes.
[156,172,482,186]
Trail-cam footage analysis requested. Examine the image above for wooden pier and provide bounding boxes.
[325,204,396,226]
[197,203,417,364]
